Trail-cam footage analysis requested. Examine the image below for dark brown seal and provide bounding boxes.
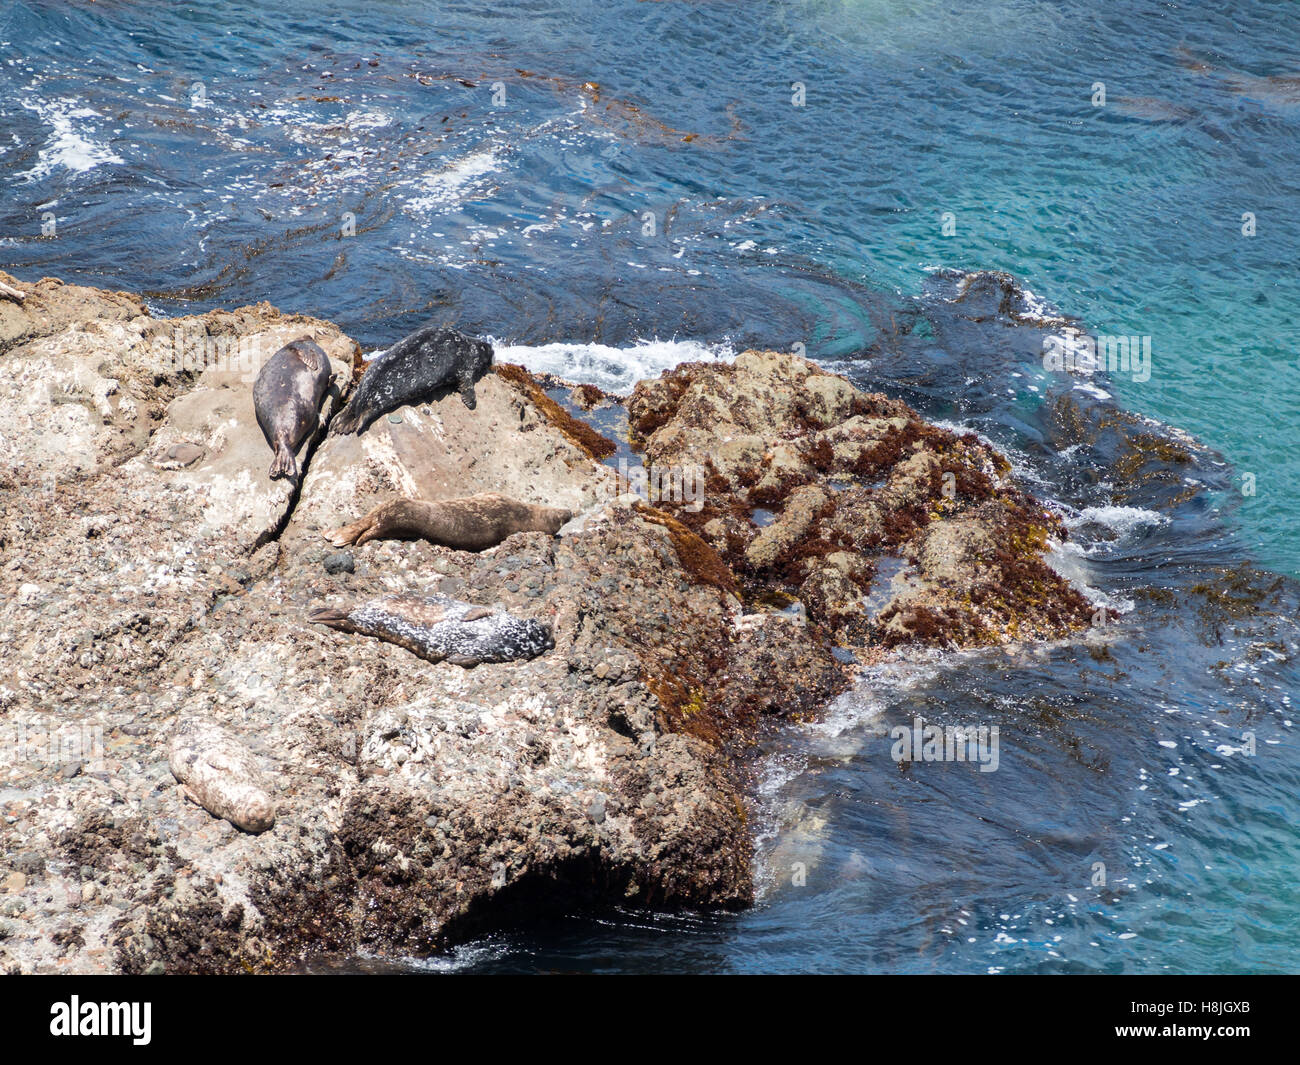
[252,338,334,480]
[324,492,573,551]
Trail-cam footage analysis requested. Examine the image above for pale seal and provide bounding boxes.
[168,719,276,833]
[309,592,554,667]
[330,325,493,436]
[324,492,572,551]
[252,337,333,479]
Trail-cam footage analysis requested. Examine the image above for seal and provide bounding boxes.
[330,325,494,436]
[168,719,276,833]
[252,337,333,480]
[324,492,573,551]
[309,592,554,667]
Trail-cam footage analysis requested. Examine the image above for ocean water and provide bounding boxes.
[2,0,1298,974]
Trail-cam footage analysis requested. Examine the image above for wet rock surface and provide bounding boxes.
[0,272,1093,973]
[628,351,1096,653]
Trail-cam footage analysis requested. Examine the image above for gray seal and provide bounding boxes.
[330,325,494,436]
[309,592,554,667]
[252,337,333,480]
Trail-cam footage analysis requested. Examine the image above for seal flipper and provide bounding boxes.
[445,653,481,667]
[308,606,352,630]
[458,372,478,410]
[268,444,297,481]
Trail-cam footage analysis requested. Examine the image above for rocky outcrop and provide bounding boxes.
[628,351,1096,654]
[0,271,1093,973]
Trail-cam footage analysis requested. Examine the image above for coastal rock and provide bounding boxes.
[0,270,359,709]
[322,550,354,575]
[628,351,1095,654]
[0,275,1094,974]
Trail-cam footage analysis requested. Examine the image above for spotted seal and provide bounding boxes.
[252,337,333,480]
[168,719,276,833]
[324,492,572,551]
[330,325,494,435]
[308,592,554,667]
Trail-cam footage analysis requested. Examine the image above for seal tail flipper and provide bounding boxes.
[324,517,368,547]
[268,447,297,480]
[323,501,400,546]
[308,607,351,629]
[458,376,478,410]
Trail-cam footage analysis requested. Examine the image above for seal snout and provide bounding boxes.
[329,404,361,437]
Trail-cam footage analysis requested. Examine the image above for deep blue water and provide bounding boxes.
[3,0,1298,974]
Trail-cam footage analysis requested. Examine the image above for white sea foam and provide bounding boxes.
[1072,380,1113,400]
[1046,540,1134,613]
[345,108,392,131]
[1016,284,1070,326]
[1066,504,1170,540]
[20,96,123,179]
[805,646,974,749]
[368,938,511,973]
[405,147,501,213]
[487,338,737,394]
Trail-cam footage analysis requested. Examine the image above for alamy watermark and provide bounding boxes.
[1043,332,1151,383]
[143,326,285,384]
[890,716,1000,773]
[608,456,704,512]
[1,716,104,766]
[50,997,151,1045]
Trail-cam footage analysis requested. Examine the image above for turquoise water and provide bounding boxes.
[3,0,1298,973]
